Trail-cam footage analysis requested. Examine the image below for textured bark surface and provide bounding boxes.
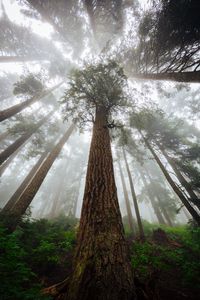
[0,111,53,165]
[132,71,200,83]
[118,159,135,236]
[141,133,200,225]
[123,148,145,240]
[1,151,49,213]
[10,124,75,228]
[0,82,62,122]
[62,108,135,300]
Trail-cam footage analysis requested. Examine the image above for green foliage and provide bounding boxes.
[61,60,129,128]
[131,225,200,289]
[0,226,50,300]
[0,216,77,300]
[13,73,44,96]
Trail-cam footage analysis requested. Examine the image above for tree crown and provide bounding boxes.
[61,61,130,127]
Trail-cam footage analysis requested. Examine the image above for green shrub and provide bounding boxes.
[0,215,77,299]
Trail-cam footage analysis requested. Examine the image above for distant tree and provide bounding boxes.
[0,12,64,61]
[117,157,135,236]
[18,0,85,57]
[120,0,200,83]
[13,73,44,97]
[0,73,18,102]
[0,81,63,122]
[0,110,53,166]
[7,124,75,231]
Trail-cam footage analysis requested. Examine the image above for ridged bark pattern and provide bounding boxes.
[66,108,135,300]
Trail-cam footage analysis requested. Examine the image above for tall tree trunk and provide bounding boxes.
[0,56,48,63]
[0,111,53,165]
[142,167,173,226]
[51,108,135,300]
[157,199,174,227]
[123,148,145,240]
[1,150,49,214]
[48,157,69,219]
[139,168,166,225]
[117,159,135,236]
[9,124,75,230]
[72,174,84,218]
[0,81,63,122]
[0,131,9,142]
[159,146,200,210]
[141,132,200,225]
[132,71,200,83]
[0,144,24,177]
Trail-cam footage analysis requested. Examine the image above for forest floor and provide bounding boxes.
[0,215,199,300]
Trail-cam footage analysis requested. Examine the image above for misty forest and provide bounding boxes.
[0,0,200,299]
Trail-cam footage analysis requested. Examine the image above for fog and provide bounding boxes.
[1,0,200,230]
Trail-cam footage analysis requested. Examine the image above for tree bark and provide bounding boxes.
[0,81,63,122]
[159,146,200,210]
[132,71,200,83]
[123,148,145,240]
[58,107,135,300]
[1,150,49,214]
[117,159,136,236]
[141,132,200,225]
[0,111,53,165]
[9,124,75,229]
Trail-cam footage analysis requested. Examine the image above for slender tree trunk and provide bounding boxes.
[117,159,135,236]
[9,124,75,229]
[0,81,63,122]
[158,200,173,227]
[143,167,172,226]
[1,151,49,214]
[72,175,83,218]
[48,158,69,219]
[139,168,166,225]
[123,148,145,240]
[51,107,135,300]
[141,132,200,225]
[0,131,9,142]
[0,144,24,177]
[0,110,53,165]
[159,146,200,210]
[132,71,200,83]
[0,56,48,63]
